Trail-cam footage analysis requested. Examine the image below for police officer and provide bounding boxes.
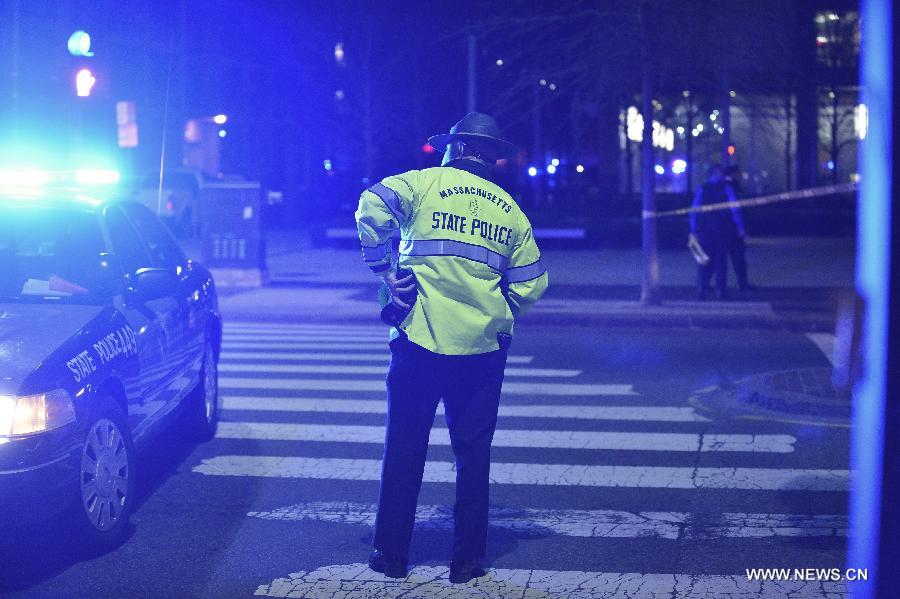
[690,164,743,300]
[724,164,752,291]
[355,112,548,583]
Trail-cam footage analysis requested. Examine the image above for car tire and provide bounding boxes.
[188,340,219,441]
[72,399,136,554]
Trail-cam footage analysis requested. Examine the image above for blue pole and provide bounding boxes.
[849,0,892,596]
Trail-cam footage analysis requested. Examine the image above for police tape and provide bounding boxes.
[641,182,857,220]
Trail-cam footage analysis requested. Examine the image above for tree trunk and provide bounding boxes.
[531,82,544,208]
[596,95,621,206]
[623,109,633,197]
[721,60,731,165]
[640,0,660,305]
[686,97,694,196]
[785,93,793,190]
[830,88,839,183]
[794,0,818,188]
[467,34,477,113]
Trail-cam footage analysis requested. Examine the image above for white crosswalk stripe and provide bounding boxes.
[247,501,847,539]
[201,322,849,596]
[221,395,709,421]
[217,421,796,453]
[254,563,847,598]
[226,322,384,333]
[219,376,638,396]
[220,351,535,364]
[193,456,849,491]
[225,334,388,343]
[223,341,395,351]
[218,362,581,378]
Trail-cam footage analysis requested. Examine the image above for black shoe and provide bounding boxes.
[368,549,408,578]
[449,558,487,584]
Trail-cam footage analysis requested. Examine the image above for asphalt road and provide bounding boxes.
[1,321,850,598]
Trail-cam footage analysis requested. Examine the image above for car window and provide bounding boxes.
[141,172,198,195]
[0,204,110,304]
[122,203,187,270]
[105,205,151,275]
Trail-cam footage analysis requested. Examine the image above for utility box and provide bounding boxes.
[200,181,268,287]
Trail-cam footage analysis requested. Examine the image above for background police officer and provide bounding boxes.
[355,112,548,583]
[690,164,744,300]
[724,164,753,291]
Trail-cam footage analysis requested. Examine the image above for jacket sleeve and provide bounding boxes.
[355,172,419,275]
[504,211,548,317]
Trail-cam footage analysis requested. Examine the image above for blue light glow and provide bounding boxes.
[551,158,560,167]
[74,169,119,185]
[323,160,333,171]
[671,159,687,174]
[527,166,538,177]
[654,164,665,175]
[546,164,557,175]
[67,31,94,57]
[849,0,892,595]
[826,160,835,170]
[218,130,227,138]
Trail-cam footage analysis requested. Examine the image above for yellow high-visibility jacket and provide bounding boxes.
[355,161,548,355]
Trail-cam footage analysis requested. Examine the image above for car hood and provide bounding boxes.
[0,304,104,393]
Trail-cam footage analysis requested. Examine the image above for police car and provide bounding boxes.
[0,173,221,550]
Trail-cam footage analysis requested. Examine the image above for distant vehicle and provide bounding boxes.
[0,189,221,550]
[133,169,205,237]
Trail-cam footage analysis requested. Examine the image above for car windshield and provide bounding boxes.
[0,203,111,305]
[141,172,198,194]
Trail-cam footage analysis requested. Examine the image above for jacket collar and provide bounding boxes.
[444,158,496,184]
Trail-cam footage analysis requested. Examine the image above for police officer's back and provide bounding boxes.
[355,112,548,583]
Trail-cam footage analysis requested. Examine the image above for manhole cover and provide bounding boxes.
[690,367,851,427]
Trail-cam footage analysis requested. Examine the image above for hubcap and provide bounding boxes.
[80,418,129,532]
[204,345,218,423]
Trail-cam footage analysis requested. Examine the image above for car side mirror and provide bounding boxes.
[128,268,177,303]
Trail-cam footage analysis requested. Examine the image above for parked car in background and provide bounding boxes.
[0,186,221,551]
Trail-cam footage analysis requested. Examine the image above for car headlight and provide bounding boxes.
[0,390,75,437]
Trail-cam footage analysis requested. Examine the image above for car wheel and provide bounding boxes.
[73,401,135,552]
[188,340,219,441]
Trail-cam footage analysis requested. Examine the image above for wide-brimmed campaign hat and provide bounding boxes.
[428,112,517,159]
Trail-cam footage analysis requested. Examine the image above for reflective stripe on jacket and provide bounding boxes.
[355,163,548,355]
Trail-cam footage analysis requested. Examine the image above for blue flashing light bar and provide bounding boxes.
[75,169,120,185]
[0,168,121,194]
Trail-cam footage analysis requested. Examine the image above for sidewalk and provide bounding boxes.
[194,233,855,330]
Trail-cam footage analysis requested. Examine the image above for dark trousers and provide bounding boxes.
[728,234,749,288]
[697,234,729,294]
[373,336,507,562]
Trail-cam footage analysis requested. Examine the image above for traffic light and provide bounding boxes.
[75,68,96,97]
[67,31,94,57]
